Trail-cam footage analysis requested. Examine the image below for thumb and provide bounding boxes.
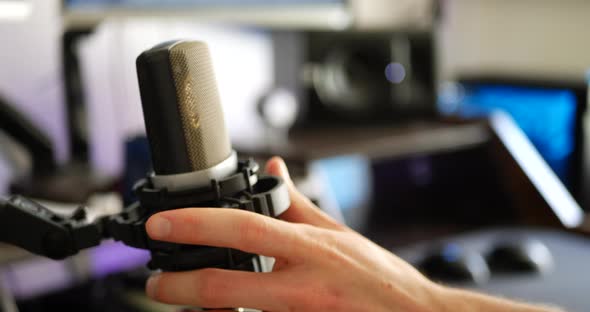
[265,156,294,187]
[264,157,348,231]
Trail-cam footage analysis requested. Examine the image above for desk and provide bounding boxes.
[396,228,590,312]
[236,121,490,164]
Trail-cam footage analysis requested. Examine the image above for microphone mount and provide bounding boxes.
[0,158,290,272]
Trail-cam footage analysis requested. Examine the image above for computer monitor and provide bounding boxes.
[439,77,588,208]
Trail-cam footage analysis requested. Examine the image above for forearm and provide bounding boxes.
[433,284,564,312]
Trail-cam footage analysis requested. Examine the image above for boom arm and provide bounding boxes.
[0,195,103,259]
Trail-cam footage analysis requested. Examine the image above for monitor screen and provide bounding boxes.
[460,84,577,182]
[439,81,583,190]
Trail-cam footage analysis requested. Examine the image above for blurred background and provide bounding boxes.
[1,0,590,311]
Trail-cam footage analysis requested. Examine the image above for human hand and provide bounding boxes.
[144,157,440,311]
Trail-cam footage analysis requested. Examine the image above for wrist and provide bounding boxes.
[379,278,447,312]
[430,284,470,312]
[430,283,564,312]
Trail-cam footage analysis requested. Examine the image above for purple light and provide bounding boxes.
[1,259,73,299]
[89,241,150,278]
[0,242,151,300]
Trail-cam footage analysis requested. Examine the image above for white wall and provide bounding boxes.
[0,0,67,163]
[439,0,590,82]
[350,0,434,30]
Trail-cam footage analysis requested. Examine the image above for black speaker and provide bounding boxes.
[293,31,436,126]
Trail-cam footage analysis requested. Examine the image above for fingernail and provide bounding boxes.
[146,274,160,298]
[149,216,172,239]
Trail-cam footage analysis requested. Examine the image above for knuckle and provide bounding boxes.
[151,280,166,302]
[284,283,343,312]
[319,286,345,311]
[195,269,224,307]
[151,275,176,304]
[294,223,322,245]
[315,284,345,311]
[309,231,339,256]
[238,214,271,246]
[280,223,314,259]
[279,287,306,312]
[289,224,339,260]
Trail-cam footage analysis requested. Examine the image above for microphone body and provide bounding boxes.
[134,40,290,272]
[136,40,236,191]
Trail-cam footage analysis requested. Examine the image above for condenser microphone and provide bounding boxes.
[134,40,289,273]
[136,40,237,192]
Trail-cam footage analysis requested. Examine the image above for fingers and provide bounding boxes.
[146,269,282,311]
[146,208,306,259]
[265,157,349,231]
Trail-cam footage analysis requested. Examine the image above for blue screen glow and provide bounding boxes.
[455,85,577,183]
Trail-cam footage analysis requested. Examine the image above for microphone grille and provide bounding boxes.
[169,41,232,171]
